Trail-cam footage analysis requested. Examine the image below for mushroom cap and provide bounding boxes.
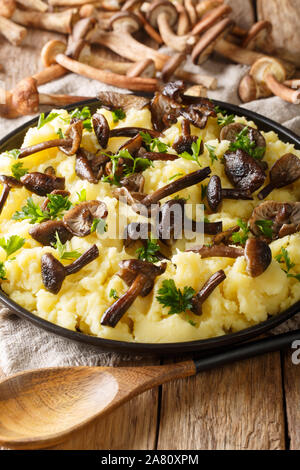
[41,253,66,295]
[238,74,260,103]
[20,172,65,197]
[11,77,39,116]
[122,0,143,11]
[161,53,186,82]
[59,119,83,156]
[109,11,142,33]
[191,17,233,64]
[244,238,272,278]
[29,220,72,246]
[120,172,145,193]
[242,20,273,52]
[0,175,23,188]
[249,201,292,238]
[97,91,150,112]
[220,123,266,152]
[118,259,167,296]
[269,153,300,188]
[250,57,287,90]
[224,149,266,193]
[147,0,178,28]
[126,59,156,78]
[41,40,67,68]
[75,150,98,185]
[92,113,110,149]
[63,200,108,237]
[206,175,222,212]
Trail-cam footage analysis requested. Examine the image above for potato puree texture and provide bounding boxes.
[0,107,300,343]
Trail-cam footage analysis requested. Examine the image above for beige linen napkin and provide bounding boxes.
[0,55,299,375]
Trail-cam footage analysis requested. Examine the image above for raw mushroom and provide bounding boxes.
[191,17,233,65]
[29,220,73,246]
[191,3,232,35]
[249,57,300,104]
[0,0,16,18]
[147,0,196,53]
[20,172,65,197]
[41,244,99,294]
[121,0,163,45]
[191,270,226,315]
[241,20,274,54]
[11,8,79,34]
[0,175,22,214]
[0,14,27,46]
[92,113,110,149]
[101,259,167,327]
[257,153,300,200]
[187,244,244,258]
[244,238,271,278]
[63,200,108,237]
[249,201,300,240]
[206,175,253,212]
[223,149,266,193]
[172,119,201,154]
[140,167,211,207]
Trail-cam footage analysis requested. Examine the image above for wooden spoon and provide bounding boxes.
[0,329,298,449]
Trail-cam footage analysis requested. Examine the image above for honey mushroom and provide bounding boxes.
[0,176,22,214]
[121,0,163,45]
[11,7,80,34]
[0,14,27,46]
[206,175,253,213]
[17,0,48,12]
[175,1,190,35]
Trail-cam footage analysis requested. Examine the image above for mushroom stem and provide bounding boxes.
[33,64,68,86]
[55,53,158,92]
[38,93,91,106]
[141,167,211,207]
[176,3,190,35]
[157,11,196,52]
[0,185,11,214]
[11,8,79,34]
[88,29,169,70]
[175,69,217,89]
[17,0,48,12]
[101,273,147,327]
[221,188,253,200]
[65,244,99,275]
[215,39,264,65]
[191,270,226,315]
[265,73,300,104]
[0,0,16,18]
[284,79,300,89]
[18,139,72,159]
[187,244,244,258]
[191,3,232,35]
[195,0,224,17]
[195,221,223,235]
[0,14,27,45]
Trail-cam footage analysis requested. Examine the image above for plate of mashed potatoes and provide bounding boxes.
[0,82,299,354]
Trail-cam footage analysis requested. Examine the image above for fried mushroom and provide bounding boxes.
[63,200,108,237]
[223,148,266,193]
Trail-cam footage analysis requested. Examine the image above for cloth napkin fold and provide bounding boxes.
[0,55,299,376]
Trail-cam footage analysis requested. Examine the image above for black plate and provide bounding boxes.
[0,98,299,355]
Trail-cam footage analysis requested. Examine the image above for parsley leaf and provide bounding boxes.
[156,279,196,315]
[0,235,25,259]
[76,189,87,204]
[255,219,273,238]
[13,194,71,224]
[168,173,184,181]
[91,218,107,234]
[103,149,153,186]
[46,194,72,220]
[205,144,218,165]
[179,137,202,167]
[136,237,160,263]
[275,247,300,281]
[140,131,168,153]
[228,126,266,161]
[11,162,28,180]
[0,262,7,280]
[1,149,20,159]
[200,183,207,201]
[232,219,250,245]
[69,106,92,130]
[52,232,81,260]
[111,108,126,123]
[57,128,64,139]
[217,114,235,127]
[109,288,119,300]
[37,112,59,129]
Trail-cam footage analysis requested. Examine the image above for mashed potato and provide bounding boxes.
[0,105,300,343]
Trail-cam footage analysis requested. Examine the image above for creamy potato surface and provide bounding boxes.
[1,105,300,343]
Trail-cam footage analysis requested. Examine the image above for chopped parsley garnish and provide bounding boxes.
[109,288,119,300]
[0,235,25,259]
[76,189,87,203]
[136,237,160,263]
[205,144,218,165]
[168,173,184,181]
[140,131,169,153]
[0,262,7,280]
[1,149,21,159]
[11,162,28,180]
[228,126,265,160]
[37,112,59,129]
[13,194,71,224]
[91,218,107,234]
[69,106,92,130]
[255,219,273,238]
[200,183,207,201]
[103,149,153,186]
[217,114,235,127]
[179,136,202,167]
[57,128,64,139]
[111,108,126,123]
[53,232,81,260]
[232,219,250,245]
[275,247,300,281]
[156,279,195,315]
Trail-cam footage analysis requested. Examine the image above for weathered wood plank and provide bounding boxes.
[158,353,286,450]
[282,349,300,450]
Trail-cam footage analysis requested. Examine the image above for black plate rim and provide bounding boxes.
[0,97,299,356]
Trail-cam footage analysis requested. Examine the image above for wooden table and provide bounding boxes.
[0,29,299,451]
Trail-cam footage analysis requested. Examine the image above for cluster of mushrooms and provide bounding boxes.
[2,81,300,328]
[1,0,300,120]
